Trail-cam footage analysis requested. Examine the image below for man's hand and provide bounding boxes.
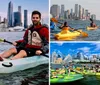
[12,42,17,46]
[35,50,42,55]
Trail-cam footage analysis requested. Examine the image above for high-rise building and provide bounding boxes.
[85,10,88,20]
[82,8,85,19]
[52,51,57,63]
[14,12,20,26]
[60,4,65,19]
[0,16,1,23]
[70,9,73,19]
[18,6,22,26]
[79,5,82,19]
[24,10,28,28]
[50,5,60,18]
[7,1,14,27]
[75,4,79,19]
[91,14,96,20]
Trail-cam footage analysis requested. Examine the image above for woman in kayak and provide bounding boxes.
[90,18,97,27]
[0,10,49,61]
[59,21,74,31]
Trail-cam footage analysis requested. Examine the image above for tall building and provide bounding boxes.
[0,16,1,23]
[91,14,96,20]
[79,5,82,19]
[85,10,88,20]
[52,51,57,63]
[70,9,73,19]
[60,4,65,19]
[18,6,22,26]
[50,5,60,18]
[14,12,20,26]
[82,8,85,19]
[24,10,28,28]
[7,1,14,27]
[75,4,79,19]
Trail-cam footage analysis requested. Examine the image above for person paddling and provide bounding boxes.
[0,10,49,61]
[90,18,97,27]
[59,21,74,31]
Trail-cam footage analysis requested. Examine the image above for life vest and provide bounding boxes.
[27,26,47,47]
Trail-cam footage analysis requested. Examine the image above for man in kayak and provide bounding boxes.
[0,10,49,61]
[90,18,97,27]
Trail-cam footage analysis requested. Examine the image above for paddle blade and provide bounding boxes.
[77,30,88,37]
[81,32,88,37]
[51,18,58,23]
[0,38,4,42]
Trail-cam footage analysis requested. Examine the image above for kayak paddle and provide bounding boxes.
[0,38,13,44]
[0,38,49,58]
[51,18,88,37]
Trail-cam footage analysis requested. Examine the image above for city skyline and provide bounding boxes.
[51,0,100,20]
[50,42,100,57]
[0,0,49,25]
[50,4,96,20]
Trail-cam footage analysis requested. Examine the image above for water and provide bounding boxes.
[0,32,49,85]
[51,20,100,41]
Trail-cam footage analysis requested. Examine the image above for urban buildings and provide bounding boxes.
[50,4,96,20]
[7,1,28,28]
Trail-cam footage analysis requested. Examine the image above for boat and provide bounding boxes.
[50,72,83,83]
[0,55,49,73]
[54,29,81,40]
[87,26,98,30]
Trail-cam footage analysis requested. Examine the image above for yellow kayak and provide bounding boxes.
[87,26,98,30]
[54,29,81,40]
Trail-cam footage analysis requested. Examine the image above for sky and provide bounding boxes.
[50,42,100,57]
[0,0,49,25]
[51,0,100,20]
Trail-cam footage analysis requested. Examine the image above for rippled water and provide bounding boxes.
[51,75,100,85]
[0,32,49,85]
[51,20,100,41]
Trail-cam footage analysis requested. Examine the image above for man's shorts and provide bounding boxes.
[16,47,39,57]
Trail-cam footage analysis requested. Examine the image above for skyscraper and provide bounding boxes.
[7,1,14,27]
[85,10,88,20]
[18,6,22,26]
[79,5,82,19]
[14,12,20,26]
[50,5,60,18]
[60,4,65,19]
[75,4,79,19]
[24,10,28,28]
[91,14,96,20]
[0,16,1,23]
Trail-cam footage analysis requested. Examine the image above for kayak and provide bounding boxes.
[87,26,98,30]
[0,55,49,73]
[74,70,100,76]
[54,30,81,40]
[50,72,83,83]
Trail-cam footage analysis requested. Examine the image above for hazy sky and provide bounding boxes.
[50,42,100,57]
[51,0,100,20]
[0,0,49,25]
